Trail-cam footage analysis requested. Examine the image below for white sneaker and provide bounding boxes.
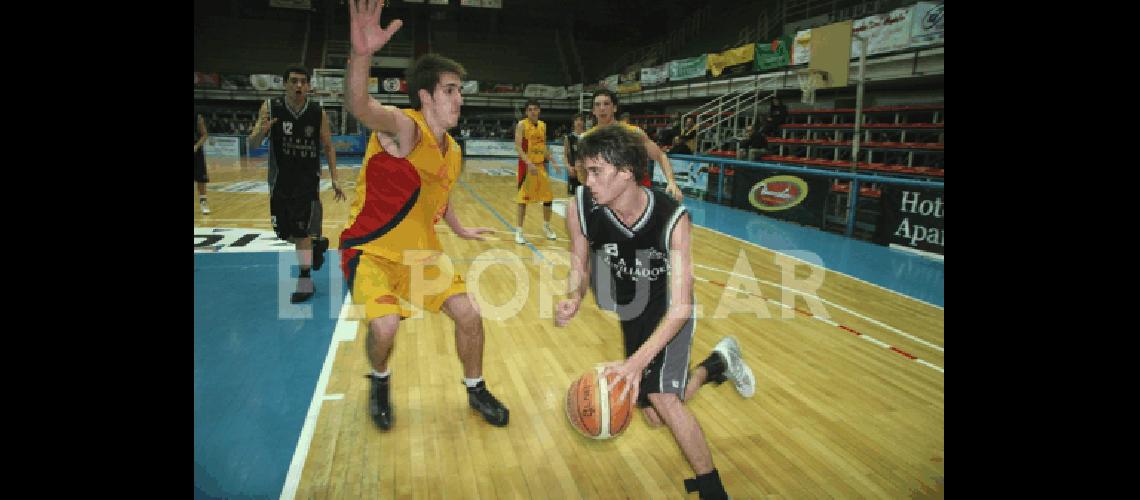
[514,230,525,245]
[543,225,557,240]
[200,200,211,215]
[712,336,755,398]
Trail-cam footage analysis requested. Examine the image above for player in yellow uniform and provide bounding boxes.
[513,99,563,244]
[340,0,510,430]
[585,89,682,200]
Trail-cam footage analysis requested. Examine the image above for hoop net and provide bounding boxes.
[796,69,828,105]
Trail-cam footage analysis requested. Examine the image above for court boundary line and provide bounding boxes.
[694,224,944,311]
[692,274,944,374]
[279,292,354,500]
[692,262,944,353]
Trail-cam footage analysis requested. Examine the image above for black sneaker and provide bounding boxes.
[366,374,393,430]
[312,236,330,271]
[699,350,729,386]
[466,381,509,427]
[290,278,315,303]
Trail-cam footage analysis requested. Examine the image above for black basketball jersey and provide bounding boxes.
[566,132,582,165]
[267,97,323,197]
[576,185,688,321]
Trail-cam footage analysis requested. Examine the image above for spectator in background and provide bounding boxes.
[679,115,698,153]
[670,134,692,155]
[767,97,787,136]
[619,112,631,125]
[656,114,680,150]
[736,122,768,162]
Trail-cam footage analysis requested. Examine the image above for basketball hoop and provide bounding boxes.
[796,69,829,104]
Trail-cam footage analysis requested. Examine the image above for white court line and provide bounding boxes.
[693,262,944,353]
[889,243,944,262]
[693,274,944,374]
[280,292,357,500]
[694,225,944,311]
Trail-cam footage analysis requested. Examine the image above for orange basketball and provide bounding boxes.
[565,366,633,439]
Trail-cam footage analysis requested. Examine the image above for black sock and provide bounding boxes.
[683,469,727,500]
[299,268,311,278]
[699,352,727,385]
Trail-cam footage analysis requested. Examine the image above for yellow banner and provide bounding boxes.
[617,81,642,94]
[707,43,757,77]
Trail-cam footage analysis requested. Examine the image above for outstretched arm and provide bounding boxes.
[642,131,682,201]
[346,0,416,150]
[443,193,494,241]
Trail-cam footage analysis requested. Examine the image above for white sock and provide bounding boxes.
[200,195,208,201]
[373,369,390,379]
[463,376,484,388]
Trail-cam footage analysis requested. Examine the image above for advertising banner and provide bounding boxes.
[330,134,365,154]
[668,54,708,81]
[732,168,830,228]
[640,64,669,85]
[203,136,242,158]
[754,37,793,71]
[868,7,913,55]
[653,158,709,193]
[910,2,944,47]
[792,29,812,65]
[707,43,756,77]
[875,186,944,254]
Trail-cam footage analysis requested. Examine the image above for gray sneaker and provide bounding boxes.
[712,336,755,398]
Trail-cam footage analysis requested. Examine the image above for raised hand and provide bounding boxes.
[256,106,278,133]
[349,0,403,57]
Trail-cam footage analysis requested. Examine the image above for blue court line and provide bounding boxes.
[458,178,547,262]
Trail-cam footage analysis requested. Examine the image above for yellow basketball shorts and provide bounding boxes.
[517,159,554,204]
[343,249,466,320]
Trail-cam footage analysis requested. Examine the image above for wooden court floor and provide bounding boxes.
[195,157,945,498]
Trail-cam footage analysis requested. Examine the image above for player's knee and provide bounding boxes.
[369,316,399,342]
[445,294,483,326]
[647,392,684,415]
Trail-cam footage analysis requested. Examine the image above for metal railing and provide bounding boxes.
[681,74,784,153]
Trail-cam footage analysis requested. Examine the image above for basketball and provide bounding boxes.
[565,366,633,440]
